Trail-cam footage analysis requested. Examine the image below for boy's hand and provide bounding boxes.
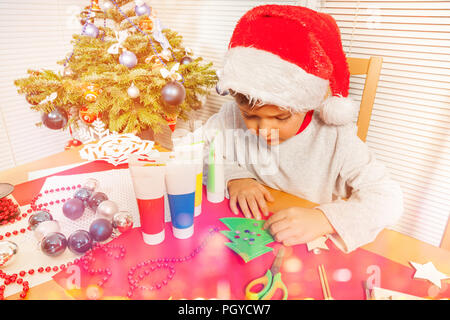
[264,207,335,246]
[228,178,274,220]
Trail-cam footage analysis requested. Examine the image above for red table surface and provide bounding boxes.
[12,161,450,300]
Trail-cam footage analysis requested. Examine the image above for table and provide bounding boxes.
[1,148,449,300]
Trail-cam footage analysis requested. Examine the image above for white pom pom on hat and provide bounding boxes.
[218,5,356,126]
[320,95,357,126]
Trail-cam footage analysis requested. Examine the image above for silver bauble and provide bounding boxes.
[0,241,18,267]
[42,107,68,130]
[180,56,193,65]
[102,1,114,10]
[96,200,119,219]
[83,178,99,192]
[215,83,229,96]
[0,183,14,199]
[127,83,140,98]
[135,3,151,16]
[34,220,61,242]
[161,81,186,106]
[83,23,99,38]
[119,51,138,69]
[112,211,134,233]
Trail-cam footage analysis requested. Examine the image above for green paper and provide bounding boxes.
[220,217,275,263]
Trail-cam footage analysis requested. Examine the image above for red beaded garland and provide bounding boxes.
[0,262,71,300]
[0,197,20,224]
[0,185,79,239]
[0,186,82,300]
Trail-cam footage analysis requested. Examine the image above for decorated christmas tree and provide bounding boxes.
[220,217,275,263]
[14,0,217,145]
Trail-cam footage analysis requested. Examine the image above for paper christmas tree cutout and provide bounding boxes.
[220,217,275,263]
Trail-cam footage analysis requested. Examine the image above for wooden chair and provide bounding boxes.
[442,220,450,250]
[346,56,383,142]
[347,57,450,250]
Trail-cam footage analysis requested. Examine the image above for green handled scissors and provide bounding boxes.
[245,247,288,300]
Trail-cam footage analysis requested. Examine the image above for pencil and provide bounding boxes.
[318,264,332,300]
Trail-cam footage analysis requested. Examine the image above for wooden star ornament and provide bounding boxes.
[409,261,449,288]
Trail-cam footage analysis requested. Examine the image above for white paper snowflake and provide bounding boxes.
[74,119,112,143]
[79,132,159,166]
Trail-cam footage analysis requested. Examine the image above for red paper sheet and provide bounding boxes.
[12,161,128,206]
[12,161,450,300]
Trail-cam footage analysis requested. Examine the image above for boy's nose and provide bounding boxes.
[258,119,273,137]
[258,127,271,139]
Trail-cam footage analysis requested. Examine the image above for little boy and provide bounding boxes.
[203,5,403,253]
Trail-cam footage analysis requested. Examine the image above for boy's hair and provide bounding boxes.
[230,90,262,108]
[230,90,295,114]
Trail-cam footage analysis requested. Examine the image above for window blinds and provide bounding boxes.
[0,111,14,170]
[0,0,82,171]
[321,0,450,247]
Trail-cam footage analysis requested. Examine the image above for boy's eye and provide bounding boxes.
[242,113,257,119]
[276,115,291,121]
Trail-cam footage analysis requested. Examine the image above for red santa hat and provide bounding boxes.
[217,5,357,125]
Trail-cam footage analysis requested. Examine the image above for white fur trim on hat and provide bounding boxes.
[218,47,329,113]
[319,96,357,126]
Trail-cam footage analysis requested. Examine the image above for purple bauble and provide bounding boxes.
[119,51,138,68]
[62,198,85,220]
[135,3,151,16]
[28,211,53,230]
[74,187,92,205]
[41,107,68,130]
[68,230,93,254]
[87,192,108,211]
[215,83,229,96]
[89,219,113,242]
[82,23,99,38]
[41,232,67,257]
[161,81,186,106]
[180,56,193,65]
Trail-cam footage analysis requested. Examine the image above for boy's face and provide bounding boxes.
[238,104,306,145]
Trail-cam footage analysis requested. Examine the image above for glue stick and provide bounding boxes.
[207,136,225,203]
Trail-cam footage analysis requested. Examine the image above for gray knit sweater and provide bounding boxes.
[203,101,403,253]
